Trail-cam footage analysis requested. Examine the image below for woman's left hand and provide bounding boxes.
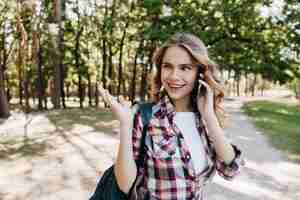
[197,79,217,122]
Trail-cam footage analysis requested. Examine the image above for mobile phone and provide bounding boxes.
[197,64,205,77]
[196,64,205,97]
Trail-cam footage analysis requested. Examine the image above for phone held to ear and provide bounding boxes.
[197,64,205,97]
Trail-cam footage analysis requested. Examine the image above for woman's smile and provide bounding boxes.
[167,82,186,89]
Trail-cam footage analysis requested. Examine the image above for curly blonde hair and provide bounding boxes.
[150,33,226,126]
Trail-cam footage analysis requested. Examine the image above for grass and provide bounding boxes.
[47,107,119,135]
[242,100,300,163]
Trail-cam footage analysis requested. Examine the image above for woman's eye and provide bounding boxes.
[162,64,171,69]
[181,66,192,71]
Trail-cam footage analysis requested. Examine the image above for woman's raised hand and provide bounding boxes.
[98,85,132,125]
[197,79,215,121]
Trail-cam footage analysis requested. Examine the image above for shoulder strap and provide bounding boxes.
[126,102,153,198]
[136,102,154,168]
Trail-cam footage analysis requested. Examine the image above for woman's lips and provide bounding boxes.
[167,83,185,88]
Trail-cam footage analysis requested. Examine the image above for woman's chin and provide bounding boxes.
[166,91,186,101]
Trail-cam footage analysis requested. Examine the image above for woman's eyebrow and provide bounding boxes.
[162,62,194,66]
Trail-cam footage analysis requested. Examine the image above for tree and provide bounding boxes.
[0,2,12,118]
[51,0,66,109]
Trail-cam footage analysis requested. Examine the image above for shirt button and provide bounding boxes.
[186,154,191,160]
[190,174,195,180]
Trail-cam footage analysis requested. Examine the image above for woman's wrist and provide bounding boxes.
[203,115,236,163]
[120,118,132,127]
[203,114,219,129]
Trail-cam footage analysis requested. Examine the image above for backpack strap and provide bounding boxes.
[126,102,154,198]
[136,102,154,168]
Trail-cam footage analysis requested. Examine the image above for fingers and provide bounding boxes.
[98,85,130,108]
[119,95,131,107]
[98,85,115,107]
[118,95,125,104]
[198,79,209,89]
[198,79,214,93]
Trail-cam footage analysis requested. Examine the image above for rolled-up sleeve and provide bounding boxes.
[215,144,245,180]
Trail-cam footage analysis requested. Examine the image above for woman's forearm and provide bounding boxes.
[114,122,137,193]
[204,116,235,164]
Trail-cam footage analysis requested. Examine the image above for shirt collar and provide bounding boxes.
[153,94,176,121]
[152,94,201,121]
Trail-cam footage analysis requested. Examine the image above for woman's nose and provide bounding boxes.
[169,69,180,80]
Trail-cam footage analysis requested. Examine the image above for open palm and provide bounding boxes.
[98,86,132,125]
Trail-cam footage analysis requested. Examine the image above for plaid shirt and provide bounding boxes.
[131,95,244,200]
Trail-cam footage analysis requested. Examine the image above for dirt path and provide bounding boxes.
[0,97,299,200]
[205,97,300,200]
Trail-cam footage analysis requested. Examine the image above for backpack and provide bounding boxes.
[89,102,153,200]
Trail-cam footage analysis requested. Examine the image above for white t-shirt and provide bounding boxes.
[174,112,208,174]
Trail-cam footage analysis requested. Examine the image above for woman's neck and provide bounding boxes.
[173,96,193,112]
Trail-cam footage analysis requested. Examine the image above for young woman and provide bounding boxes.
[99,33,244,200]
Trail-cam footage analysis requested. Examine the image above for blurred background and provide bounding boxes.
[0,0,299,200]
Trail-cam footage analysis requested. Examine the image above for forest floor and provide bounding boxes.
[0,89,299,200]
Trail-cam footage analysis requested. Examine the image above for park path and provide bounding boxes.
[0,95,300,200]
[205,97,300,200]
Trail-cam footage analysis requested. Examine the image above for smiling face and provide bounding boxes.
[161,46,198,110]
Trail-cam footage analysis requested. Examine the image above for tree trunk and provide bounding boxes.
[59,10,66,109]
[122,78,126,98]
[226,69,231,96]
[251,74,257,96]
[0,23,10,118]
[37,44,44,110]
[59,28,66,109]
[88,73,92,106]
[17,45,23,106]
[140,67,146,101]
[244,71,248,96]
[147,51,155,100]
[0,65,10,118]
[261,79,265,96]
[78,75,83,108]
[5,76,10,102]
[66,83,70,99]
[95,82,99,107]
[95,52,100,107]
[140,45,156,101]
[117,1,134,96]
[52,0,65,109]
[75,25,84,108]
[236,73,240,97]
[108,44,114,93]
[53,38,61,108]
[76,49,83,108]
[139,52,147,101]
[118,29,126,96]
[33,25,44,110]
[108,0,116,94]
[294,81,300,99]
[130,47,139,102]
[139,41,156,101]
[101,0,108,90]
[24,72,30,113]
[101,40,107,89]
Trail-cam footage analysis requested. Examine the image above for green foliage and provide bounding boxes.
[143,0,163,15]
[2,0,300,106]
